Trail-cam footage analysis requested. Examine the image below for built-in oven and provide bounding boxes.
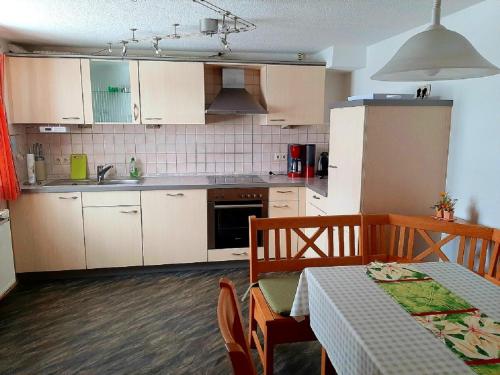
[208,188,269,250]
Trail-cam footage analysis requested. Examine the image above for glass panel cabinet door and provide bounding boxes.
[82,60,140,124]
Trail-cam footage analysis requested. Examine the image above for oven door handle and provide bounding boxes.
[214,204,263,209]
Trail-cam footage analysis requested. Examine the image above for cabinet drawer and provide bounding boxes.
[269,200,299,217]
[82,191,140,207]
[269,187,299,201]
[306,188,328,213]
[207,247,273,262]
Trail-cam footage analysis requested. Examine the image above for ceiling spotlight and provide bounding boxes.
[121,40,129,56]
[130,28,139,43]
[152,37,162,55]
[107,43,113,53]
[220,34,230,51]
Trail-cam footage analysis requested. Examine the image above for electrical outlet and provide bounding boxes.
[273,153,281,161]
[280,153,287,160]
[416,84,432,98]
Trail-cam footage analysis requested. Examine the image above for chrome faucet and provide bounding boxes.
[96,164,114,183]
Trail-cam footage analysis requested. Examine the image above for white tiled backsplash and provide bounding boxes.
[12,115,329,179]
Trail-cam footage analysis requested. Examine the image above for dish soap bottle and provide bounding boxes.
[129,157,139,178]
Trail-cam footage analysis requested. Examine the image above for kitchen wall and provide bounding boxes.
[16,118,329,179]
[350,0,500,228]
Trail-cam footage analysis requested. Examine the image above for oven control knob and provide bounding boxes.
[259,194,263,198]
[253,194,257,198]
[246,194,251,198]
[240,194,245,198]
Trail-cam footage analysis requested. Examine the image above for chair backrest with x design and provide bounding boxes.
[485,229,500,285]
[249,215,363,283]
[362,214,495,276]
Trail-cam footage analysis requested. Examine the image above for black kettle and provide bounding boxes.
[316,152,329,178]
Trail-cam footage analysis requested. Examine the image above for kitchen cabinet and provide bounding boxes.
[9,193,86,272]
[328,103,452,216]
[82,192,142,268]
[260,64,325,126]
[142,190,207,265]
[139,61,205,125]
[305,195,328,258]
[81,59,140,124]
[6,57,85,124]
[83,206,143,269]
[268,187,302,256]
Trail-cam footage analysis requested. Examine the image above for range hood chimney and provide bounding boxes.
[206,68,267,115]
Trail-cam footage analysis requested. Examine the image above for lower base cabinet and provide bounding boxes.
[83,206,143,268]
[141,189,208,265]
[10,192,86,272]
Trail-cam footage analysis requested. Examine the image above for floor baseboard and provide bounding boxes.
[17,261,249,282]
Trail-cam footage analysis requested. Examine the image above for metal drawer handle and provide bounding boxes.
[166,193,184,197]
[231,251,248,256]
[144,117,163,120]
[270,119,286,122]
[62,117,80,120]
[133,103,139,121]
[328,165,338,169]
[120,210,138,214]
[58,196,78,200]
[276,190,293,194]
[313,195,321,200]
[272,204,289,208]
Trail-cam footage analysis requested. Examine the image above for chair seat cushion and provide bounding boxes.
[258,274,300,316]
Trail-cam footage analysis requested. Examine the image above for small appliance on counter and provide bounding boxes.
[317,152,329,179]
[287,144,316,178]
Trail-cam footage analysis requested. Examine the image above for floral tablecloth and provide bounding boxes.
[290,262,500,375]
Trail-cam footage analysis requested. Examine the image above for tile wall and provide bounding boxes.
[15,116,329,179]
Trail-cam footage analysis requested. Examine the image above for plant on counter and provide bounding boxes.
[432,192,457,221]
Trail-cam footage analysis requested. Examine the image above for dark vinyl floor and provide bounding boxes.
[0,268,320,375]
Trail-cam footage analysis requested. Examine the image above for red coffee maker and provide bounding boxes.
[287,144,303,178]
[287,144,316,178]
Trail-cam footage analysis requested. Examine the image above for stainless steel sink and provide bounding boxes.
[45,178,143,186]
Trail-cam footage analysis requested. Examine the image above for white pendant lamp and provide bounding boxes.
[371,0,500,81]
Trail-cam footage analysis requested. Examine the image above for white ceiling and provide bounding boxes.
[0,0,483,54]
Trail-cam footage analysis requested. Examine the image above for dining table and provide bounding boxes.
[289,262,500,375]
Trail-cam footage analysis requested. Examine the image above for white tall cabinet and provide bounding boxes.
[328,102,452,215]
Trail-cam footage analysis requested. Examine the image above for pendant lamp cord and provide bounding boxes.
[432,0,441,26]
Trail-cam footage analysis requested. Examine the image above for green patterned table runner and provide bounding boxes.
[366,262,500,375]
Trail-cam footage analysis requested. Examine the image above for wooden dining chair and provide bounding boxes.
[218,278,257,375]
[485,229,500,285]
[248,215,362,375]
[362,214,495,275]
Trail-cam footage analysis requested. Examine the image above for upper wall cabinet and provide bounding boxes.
[139,61,205,125]
[6,57,85,124]
[260,65,325,126]
[81,59,140,124]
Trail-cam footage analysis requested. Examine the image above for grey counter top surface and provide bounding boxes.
[21,174,329,197]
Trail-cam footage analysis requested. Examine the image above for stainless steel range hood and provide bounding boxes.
[206,68,267,115]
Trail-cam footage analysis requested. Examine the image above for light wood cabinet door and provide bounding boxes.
[139,61,205,125]
[261,65,325,126]
[83,206,143,269]
[328,107,365,214]
[6,57,85,124]
[142,190,207,265]
[9,193,86,272]
[268,200,299,256]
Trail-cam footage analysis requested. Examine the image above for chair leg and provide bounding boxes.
[321,347,336,375]
[248,293,256,349]
[263,331,274,375]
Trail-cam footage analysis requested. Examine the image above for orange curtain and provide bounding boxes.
[0,54,20,201]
